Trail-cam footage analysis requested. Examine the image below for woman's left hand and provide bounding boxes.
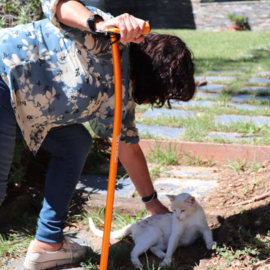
[145,199,171,215]
[96,13,146,44]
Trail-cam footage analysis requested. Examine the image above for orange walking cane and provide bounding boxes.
[100,23,151,270]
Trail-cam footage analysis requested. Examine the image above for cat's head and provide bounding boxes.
[166,193,197,221]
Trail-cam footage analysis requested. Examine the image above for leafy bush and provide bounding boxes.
[227,11,248,27]
[0,0,43,27]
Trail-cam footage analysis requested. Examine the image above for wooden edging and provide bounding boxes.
[139,139,270,165]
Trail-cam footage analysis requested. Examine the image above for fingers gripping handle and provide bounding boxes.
[105,21,151,36]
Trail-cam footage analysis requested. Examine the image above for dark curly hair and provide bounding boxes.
[130,33,195,107]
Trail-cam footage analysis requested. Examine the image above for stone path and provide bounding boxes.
[136,124,184,139]
[195,76,236,83]
[143,108,195,118]
[138,70,270,143]
[5,166,220,270]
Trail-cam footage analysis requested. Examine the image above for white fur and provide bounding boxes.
[89,193,215,268]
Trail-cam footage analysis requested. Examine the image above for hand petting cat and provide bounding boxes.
[145,198,171,215]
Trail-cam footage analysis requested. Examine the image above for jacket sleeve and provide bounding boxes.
[120,98,140,144]
[40,0,113,39]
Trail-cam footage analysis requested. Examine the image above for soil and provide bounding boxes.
[1,151,270,270]
[57,162,270,269]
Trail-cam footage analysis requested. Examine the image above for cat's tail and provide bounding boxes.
[89,217,132,239]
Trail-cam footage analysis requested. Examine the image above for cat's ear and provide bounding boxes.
[166,195,176,201]
[185,196,195,204]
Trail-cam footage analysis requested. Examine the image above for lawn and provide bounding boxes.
[156,30,270,73]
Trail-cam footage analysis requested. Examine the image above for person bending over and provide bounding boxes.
[0,0,195,269]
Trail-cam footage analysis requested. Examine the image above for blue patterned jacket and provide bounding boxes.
[0,0,139,154]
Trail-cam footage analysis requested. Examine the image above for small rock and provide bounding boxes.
[194,259,211,270]
[253,258,270,270]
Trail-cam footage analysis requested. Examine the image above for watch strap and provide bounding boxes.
[141,191,157,203]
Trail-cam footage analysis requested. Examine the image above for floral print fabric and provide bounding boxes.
[0,0,139,155]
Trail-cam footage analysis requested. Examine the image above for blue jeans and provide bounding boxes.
[0,76,92,243]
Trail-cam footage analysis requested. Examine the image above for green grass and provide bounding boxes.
[226,158,262,174]
[0,231,34,265]
[146,143,179,165]
[155,30,270,73]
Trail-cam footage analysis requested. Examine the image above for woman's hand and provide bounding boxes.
[96,13,146,44]
[145,199,171,215]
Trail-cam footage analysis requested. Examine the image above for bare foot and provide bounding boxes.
[30,239,63,253]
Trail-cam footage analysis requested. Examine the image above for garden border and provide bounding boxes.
[139,139,270,164]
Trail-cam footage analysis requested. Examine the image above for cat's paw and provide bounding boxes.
[160,258,172,267]
[155,252,165,259]
[131,260,143,269]
[206,241,217,250]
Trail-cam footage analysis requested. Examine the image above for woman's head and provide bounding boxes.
[130,33,195,107]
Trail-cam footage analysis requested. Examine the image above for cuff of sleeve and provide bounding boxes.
[86,14,104,35]
[121,135,140,145]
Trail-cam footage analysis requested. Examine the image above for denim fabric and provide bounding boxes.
[0,76,92,243]
[36,124,92,243]
[0,77,17,205]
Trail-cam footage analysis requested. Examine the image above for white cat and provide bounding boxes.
[89,193,215,268]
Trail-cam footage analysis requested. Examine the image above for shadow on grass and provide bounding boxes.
[194,49,269,75]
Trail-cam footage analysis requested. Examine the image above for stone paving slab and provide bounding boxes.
[239,86,270,94]
[231,94,270,103]
[249,78,270,85]
[197,84,226,93]
[195,76,235,83]
[240,54,258,60]
[253,47,269,52]
[257,71,270,76]
[170,166,220,179]
[214,114,270,126]
[205,71,238,75]
[225,103,265,111]
[137,124,184,139]
[170,100,215,108]
[207,132,259,142]
[154,177,218,201]
[76,175,136,198]
[142,108,195,118]
[195,92,219,100]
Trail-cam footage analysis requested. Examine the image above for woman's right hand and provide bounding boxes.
[95,13,146,45]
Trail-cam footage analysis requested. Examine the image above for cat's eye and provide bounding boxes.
[181,210,185,213]
[173,210,176,212]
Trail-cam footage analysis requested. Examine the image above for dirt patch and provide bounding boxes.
[193,164,270,270]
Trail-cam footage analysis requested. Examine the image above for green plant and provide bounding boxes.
[0,0,43,27]
[226,158,246,173]
[113,209,147,228]
[0,17,6,29]
[227,11,248,28]
[147,143,179,165]
[149,166,165,180]
[248,160,261,173]
[0,231,34,264]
